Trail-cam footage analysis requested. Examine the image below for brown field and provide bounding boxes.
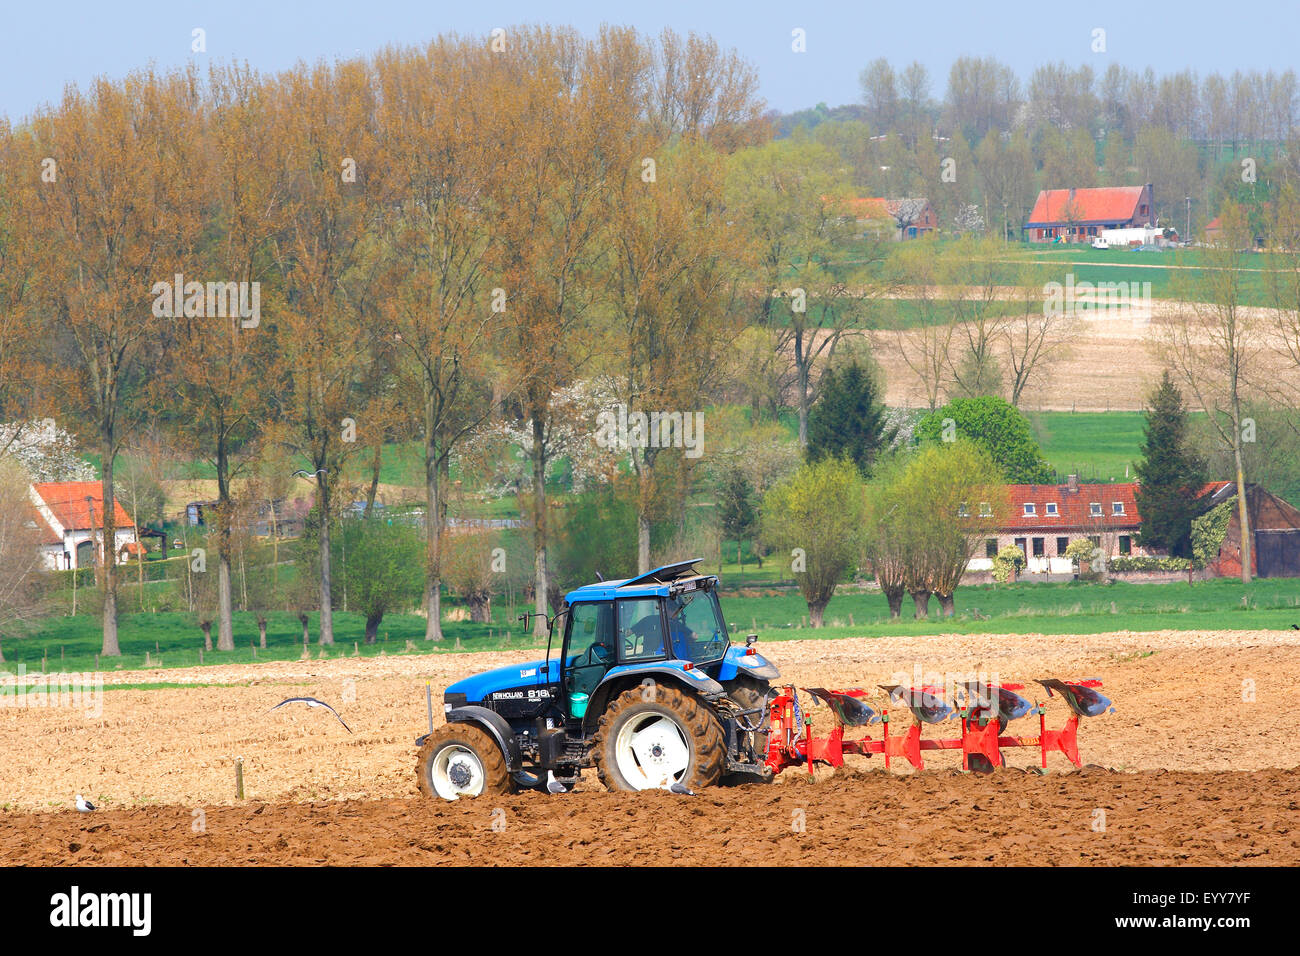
[865,300,1298,411]
[2,628,1297,865]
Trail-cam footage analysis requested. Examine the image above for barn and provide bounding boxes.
[1208,484,1300,578]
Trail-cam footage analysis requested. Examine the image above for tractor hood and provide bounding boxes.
[444,658,558,707]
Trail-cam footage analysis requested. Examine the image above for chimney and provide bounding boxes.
[1068,474,1079,493]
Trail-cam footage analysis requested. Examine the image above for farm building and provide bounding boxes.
[1204,484,1300,579]
[1023,185,1155,243]
[842,196,937,240]
[27,481,138,571]
[966,476,1151,574]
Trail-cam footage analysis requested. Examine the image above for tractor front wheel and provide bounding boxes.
[593,685,725,792]
[416,723,513,801]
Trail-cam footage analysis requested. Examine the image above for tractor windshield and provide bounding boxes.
[665,588,729,665]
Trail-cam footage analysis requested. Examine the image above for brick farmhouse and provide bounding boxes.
[1023,185,1155,243]
[965,477,1235,574]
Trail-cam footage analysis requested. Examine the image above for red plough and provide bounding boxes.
[761,679,1113,776]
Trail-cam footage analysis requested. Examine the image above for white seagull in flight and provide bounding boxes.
[268,697,353,734]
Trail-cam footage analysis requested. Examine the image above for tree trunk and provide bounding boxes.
[469,596,492,623]
[298,612,309,646]
[364,440,382,518]
[795,331,810,448]
[364,612,382,645]
[424,398,444,641]
[318,477,334,645]
[215,440,235,651]
[885,588,904,619]
[937,592,956,617]
[257,615,267,649]
[217,553,235,651]
[1233,447,1252,585]
[808,601,827,628]
[637,512,651,575]
[200,620,213,652]
[100,443,121,656]
[910,589,931,619]
[531,411,549,639]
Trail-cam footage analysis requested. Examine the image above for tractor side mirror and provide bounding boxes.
[745,634,758,647]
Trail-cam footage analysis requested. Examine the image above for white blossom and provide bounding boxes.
[0,420,96,482]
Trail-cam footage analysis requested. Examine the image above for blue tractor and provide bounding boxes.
[415,559,781,799]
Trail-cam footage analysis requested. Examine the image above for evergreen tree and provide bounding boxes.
[717,469,757,566]
[806,361,887,474]
[1134,371,1207,557]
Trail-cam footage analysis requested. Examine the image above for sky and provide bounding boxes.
[1,0,1298,121]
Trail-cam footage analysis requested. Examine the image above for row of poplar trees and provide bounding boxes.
[0,26,819,655]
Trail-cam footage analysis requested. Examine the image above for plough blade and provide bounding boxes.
[806,687,880,727]
[1037,679,1113,718]
[955,681,1034,723]
[878,685,954,724]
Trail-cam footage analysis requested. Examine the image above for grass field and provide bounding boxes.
[1029,410,1146,482]
[841,241,1282,306]
[4,577,1294,677]
[1004,244,1276,305]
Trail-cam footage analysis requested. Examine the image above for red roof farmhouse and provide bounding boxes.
[27,481,138,571]
[1023,185,1155,242]
[966,478,1237,575]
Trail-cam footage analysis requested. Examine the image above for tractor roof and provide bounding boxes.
[564,558,715,603]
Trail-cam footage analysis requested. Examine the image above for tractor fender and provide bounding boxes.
[583,664,724,735]
[420,705,523,773]
[716,648,780,682]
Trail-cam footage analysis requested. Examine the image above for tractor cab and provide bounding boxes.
[559,559,733,724]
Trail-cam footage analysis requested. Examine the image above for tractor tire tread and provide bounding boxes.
[416,723,513,800]
[592,684,726,792]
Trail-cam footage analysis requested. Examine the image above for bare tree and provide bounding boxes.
[1003,259,1072,406]
[887,240,955,410]
[1157,204,1259,582]
[22,68,207,656]
[1265,183,1300,418]
[944,237,1011,398]
[0,460,46,660]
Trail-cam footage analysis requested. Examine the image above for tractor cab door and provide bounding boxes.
[562,601,615,721]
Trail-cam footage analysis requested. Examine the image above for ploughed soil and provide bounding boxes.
[2,768,1295,866]
[1,628,1297,864]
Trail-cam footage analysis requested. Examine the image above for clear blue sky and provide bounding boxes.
[1,0,1297,121]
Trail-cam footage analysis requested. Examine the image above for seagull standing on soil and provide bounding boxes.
[75,794,95,812]
[545,771,567,794]
[268,697,353,734]
[667,781,695,796]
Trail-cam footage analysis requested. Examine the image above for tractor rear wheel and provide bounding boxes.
[593,684,726,792]
[416,723,513,801]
